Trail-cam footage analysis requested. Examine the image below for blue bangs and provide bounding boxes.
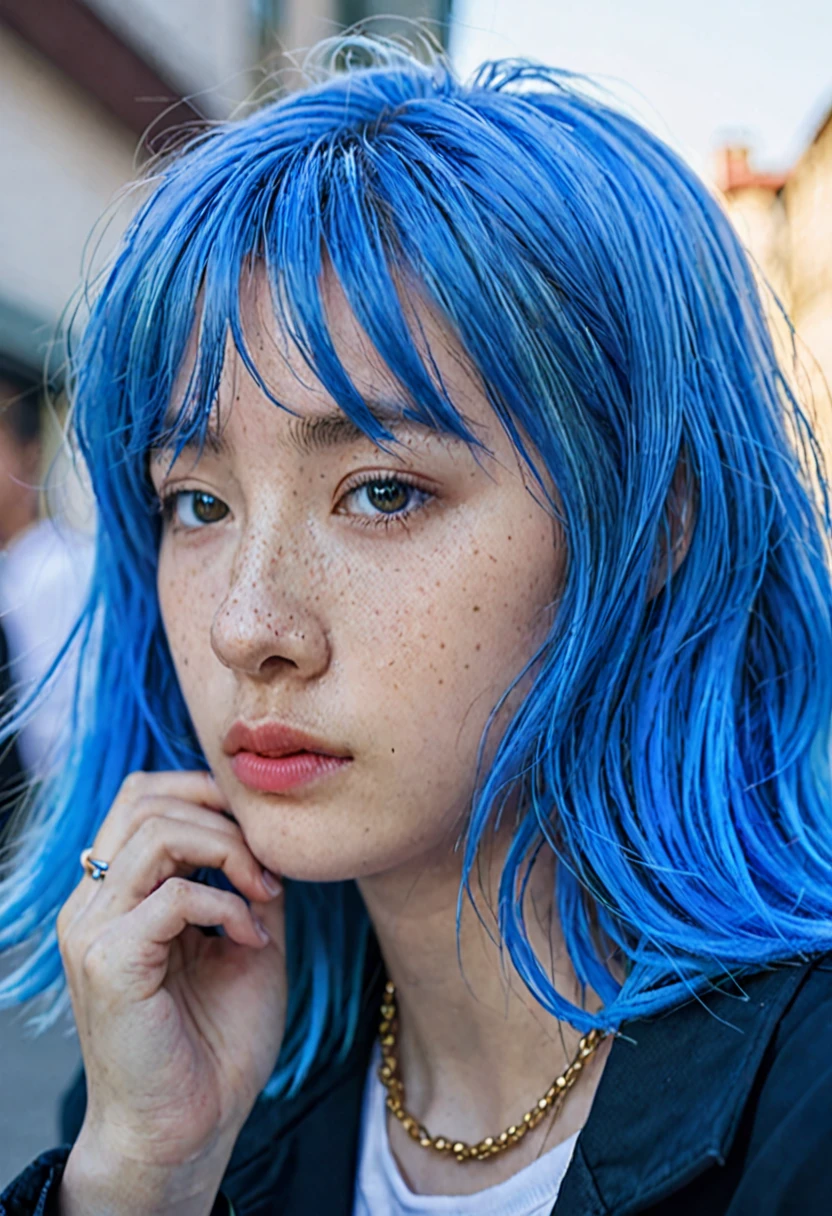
[2,38,832,1098]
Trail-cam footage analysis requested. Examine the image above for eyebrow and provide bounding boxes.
[151,398,467,462]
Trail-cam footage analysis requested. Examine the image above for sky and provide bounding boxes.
[449,0,832,182]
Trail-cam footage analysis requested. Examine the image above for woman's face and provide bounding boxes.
[151,272,564,882]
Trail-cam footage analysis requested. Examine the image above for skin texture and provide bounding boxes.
[137,266,617,1200]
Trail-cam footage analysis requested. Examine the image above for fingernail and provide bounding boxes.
[253,915,270,943]
[261,868,282,896]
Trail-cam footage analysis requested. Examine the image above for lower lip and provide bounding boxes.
[230,750,352,793]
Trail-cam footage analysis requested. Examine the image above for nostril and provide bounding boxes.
[259,654,292,672]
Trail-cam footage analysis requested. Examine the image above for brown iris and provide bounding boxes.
[365,478,410,513]
[191,492,228,524]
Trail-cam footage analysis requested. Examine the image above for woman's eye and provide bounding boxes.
[162,490,229,529]
[337,475,433,527]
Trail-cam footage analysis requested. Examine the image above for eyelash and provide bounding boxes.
[337,471,435,530]
[157,472,435,534]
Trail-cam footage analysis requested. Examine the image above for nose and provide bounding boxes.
[210,538,330,681]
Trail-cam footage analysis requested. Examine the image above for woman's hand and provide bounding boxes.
[56,770,286,1216]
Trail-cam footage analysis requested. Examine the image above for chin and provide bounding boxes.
[223,795,386,881]
[232,799,447,886]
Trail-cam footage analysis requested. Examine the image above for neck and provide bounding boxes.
[357,823,614,1192]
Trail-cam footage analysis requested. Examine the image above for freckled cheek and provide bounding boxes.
[348,527,558,699]
[157,551,225,684]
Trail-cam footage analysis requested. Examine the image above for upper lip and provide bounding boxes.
[222,721,352,760]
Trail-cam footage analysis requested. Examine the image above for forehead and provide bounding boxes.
[158,263,496,457]
[242,263,481,412]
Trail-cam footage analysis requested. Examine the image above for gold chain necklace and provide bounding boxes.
[377,978,609,1164]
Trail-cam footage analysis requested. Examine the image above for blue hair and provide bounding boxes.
[2,38,832,1099]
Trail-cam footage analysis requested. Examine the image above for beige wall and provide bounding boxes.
[84,0,261,118]
[0,24,137,326]
[722,188,791,310]
[785,117,832,329]
[0,1,341,334]
[281,0,341,57]
[720,119,832,466]
[783,115,832,452]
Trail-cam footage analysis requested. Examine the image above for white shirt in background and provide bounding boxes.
[0,517,94,778]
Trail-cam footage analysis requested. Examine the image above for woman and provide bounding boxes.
[1,38,831,1216]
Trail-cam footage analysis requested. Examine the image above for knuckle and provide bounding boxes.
[119,771,146,801]
[80,937,112,985]
[57,919,77,965]
[134,813,167,848]
[56,900,72,942]
[57,895,85,956]
[213,886,237,911]
[161,876,192,905]
[121,794,174,845]
[201,885,235,920]
[123,795,153,836]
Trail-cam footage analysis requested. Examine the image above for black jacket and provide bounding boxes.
[3,946,832,1215]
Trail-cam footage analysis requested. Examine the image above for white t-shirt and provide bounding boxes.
[353,1042,580,1216]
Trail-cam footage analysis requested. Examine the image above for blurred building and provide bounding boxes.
[0,0,452,396]
[715,101,832,460]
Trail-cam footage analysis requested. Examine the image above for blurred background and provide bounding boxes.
[1,0,830,1187]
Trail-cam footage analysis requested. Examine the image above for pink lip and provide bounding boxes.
[231,750,351,793]
[222,720,351,761]
[222,720,352,794]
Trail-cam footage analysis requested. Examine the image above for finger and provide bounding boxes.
[248,890,286,949]
[93,770,229,858]
[61,772,232,944]
[80,816,281,922]
[69,800,245,924]
[138,879,270,952]
[84,881,272,1000]
[117,769,228,812]
[106,797,242,856]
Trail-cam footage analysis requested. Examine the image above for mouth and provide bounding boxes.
[222,721,353,794]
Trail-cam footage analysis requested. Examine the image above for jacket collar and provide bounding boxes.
[556,958,811,1215]
[228,942,812,1216]
[225,938,386,1212]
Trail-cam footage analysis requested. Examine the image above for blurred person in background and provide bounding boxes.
[0,372,93,798]
[0,372,40,841]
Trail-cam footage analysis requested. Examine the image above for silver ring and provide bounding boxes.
[80,847,109,881]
